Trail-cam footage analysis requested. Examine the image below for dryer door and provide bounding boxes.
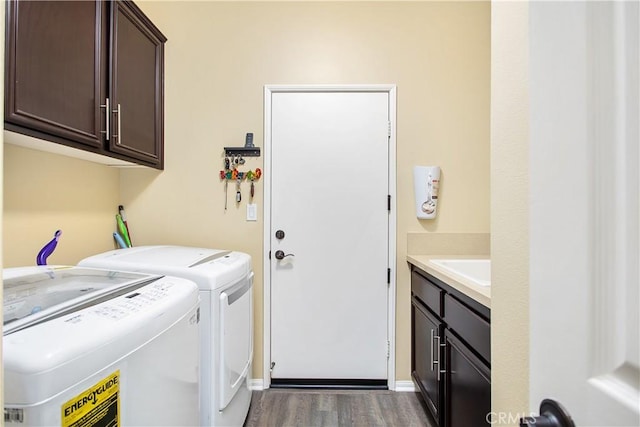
[218,272,253,410]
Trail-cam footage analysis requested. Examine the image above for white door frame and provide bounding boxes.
[262,84,397,390]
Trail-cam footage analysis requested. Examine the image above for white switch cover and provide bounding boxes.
[246,204,257,221]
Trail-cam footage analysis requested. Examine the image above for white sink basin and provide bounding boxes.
[430,259,491,287]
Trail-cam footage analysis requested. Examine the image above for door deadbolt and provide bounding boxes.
[275,230,285,240]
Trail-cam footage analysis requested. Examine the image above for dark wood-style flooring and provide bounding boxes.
[244,389,435,427]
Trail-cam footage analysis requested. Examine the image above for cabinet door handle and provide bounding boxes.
[100,98,110,140]
[112,104,122,144]
[434,333,446,381]
[430,329,436,371]
[434,333,440,381]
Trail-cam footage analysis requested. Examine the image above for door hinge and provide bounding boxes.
[387,195,391,211]
[387,268,391,284]
[387,121,392,137]
[269,250,271,260]
[387,340,390,359]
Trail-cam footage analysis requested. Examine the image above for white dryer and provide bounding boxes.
[79,246,253,427]
[3,266,201,427]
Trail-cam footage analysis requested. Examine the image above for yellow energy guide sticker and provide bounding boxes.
[61,371,120,427]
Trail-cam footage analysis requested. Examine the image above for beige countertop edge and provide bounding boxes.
[406,254,491,309]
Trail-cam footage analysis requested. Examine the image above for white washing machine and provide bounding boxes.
[79,246,253,427]
[3,266,201,427]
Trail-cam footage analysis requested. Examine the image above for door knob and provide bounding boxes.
[520,399,575,427]
[274,250,294,260]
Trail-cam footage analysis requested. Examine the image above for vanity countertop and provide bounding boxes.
[407,254,491,308]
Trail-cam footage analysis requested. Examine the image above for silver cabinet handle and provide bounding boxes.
[100,98,110,140]
[434,333,440,381]
[112,103,121,144]
[434,333,446,381]
[430,329,435,371]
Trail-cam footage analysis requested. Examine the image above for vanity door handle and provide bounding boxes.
[434,333,441,381]
[434,333,446,381]
[430,329,436,371]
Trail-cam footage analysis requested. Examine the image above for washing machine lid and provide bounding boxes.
[3,266,161,336]
[79,246,252,290]
[82,246,230,267]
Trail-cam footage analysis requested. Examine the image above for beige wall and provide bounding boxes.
[1,1,490,384]
[490,1,529,423]
[3,144,120,267]
[126,1,491,380]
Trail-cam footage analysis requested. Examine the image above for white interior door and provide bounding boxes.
[529,2,639,426]
[266,87,393,383]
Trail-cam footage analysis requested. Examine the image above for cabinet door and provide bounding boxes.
[110,0,166,168]
[5,0,108,148]
[412,298,444,424]
[443,330,491,427]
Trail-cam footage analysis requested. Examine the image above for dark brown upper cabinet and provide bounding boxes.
[5,0,166,169]
[108,1,165,167]
[5,1,108,149]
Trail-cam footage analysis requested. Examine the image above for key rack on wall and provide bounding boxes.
[220,132,262,181]
[224,132,261,157]
[220,133,261,210]
[223,146,260,157]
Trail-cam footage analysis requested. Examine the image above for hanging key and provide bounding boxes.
[224,179,228,210]
[236,179,241,203]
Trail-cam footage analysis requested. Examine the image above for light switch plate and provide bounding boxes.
[246,203,257,221]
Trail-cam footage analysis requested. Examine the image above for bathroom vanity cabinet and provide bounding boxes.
[411,266,491,427]
[5,0,166,169]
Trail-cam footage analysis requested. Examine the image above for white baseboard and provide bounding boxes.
[249,379,415,392]
[393,380,416,392]
[249,379,265,391]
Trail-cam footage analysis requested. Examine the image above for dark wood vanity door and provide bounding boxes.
[412,298,444,425]
[443,330,491,427]
[109,0,165,168]
[5,0,108,148]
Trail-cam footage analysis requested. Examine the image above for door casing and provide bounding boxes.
[262,84,397,389]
